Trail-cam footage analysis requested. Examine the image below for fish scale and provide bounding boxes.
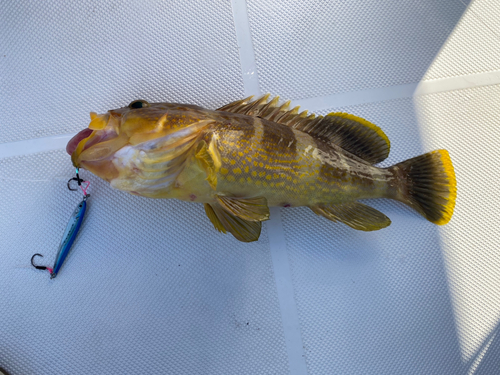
[213,115,389,208]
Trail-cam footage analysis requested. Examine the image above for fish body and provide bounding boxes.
[68,96,456,242]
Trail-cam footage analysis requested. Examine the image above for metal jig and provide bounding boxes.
[31,168,90,279]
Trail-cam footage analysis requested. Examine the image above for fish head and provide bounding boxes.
[67,99,210,186]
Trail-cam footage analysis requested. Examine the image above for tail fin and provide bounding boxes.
[389,150,457,225]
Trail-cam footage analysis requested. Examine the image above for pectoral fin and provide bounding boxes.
[216,195,270,222]
[311,202,391,231]
[204,203,262,242]
[195,140,219,190]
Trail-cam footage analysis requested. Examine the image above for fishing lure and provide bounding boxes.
[31,168,90,278]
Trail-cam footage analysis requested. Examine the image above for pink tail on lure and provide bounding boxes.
[67,95,456,242]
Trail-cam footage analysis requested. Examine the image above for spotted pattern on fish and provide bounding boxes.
[209,114,386,206]
[261,118,297,157]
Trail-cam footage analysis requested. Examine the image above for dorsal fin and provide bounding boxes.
[217,95,390,164]
[301,112,390,164]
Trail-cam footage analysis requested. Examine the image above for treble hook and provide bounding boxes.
[31,253,48,270]
[67,167,84,191]
[67,177,81,191]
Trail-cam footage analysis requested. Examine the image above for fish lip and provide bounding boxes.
[67,128,94,156]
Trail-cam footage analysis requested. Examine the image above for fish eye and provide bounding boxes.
[128,100,150,109]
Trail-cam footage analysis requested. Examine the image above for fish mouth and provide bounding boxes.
[67,128,94,155]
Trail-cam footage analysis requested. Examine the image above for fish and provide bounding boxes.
[66,95,457,242]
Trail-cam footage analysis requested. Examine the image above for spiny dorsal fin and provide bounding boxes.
[217,94,302,121]
[310,202,391,231]
[217,95,390,164]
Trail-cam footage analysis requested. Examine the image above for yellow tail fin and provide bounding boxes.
[390,150,456,225]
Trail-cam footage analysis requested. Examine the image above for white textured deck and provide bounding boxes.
[1,0,499,374]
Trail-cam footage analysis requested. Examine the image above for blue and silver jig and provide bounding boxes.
[31,168,90,279]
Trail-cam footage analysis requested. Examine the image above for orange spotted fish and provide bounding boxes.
[67,95,456,242]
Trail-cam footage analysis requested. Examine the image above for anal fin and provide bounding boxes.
[311,202,391,231]
[204,203,262,242]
